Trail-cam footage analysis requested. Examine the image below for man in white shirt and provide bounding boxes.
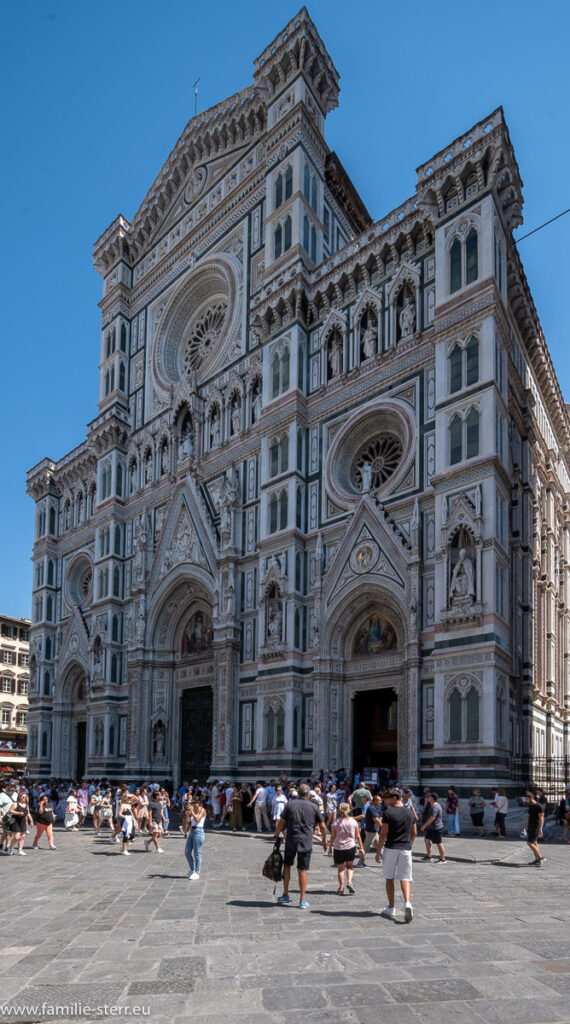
[249,781,270,833]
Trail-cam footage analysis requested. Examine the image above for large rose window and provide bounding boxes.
[154,255,241,387]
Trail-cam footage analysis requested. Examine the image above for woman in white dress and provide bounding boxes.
[65,788,79,831]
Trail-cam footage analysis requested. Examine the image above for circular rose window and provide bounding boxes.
[65,554,94,608]
[326,399,415,508]
[154,255,241,387]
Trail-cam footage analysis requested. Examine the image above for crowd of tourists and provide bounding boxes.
[1,770,569,916]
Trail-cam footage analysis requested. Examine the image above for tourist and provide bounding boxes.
[5,789,29,855]
[325,784,339,831]
[330,802,365,895]
[185,794,207,879]
[228,783,245,832]
[419,792,446,863]
[211,780,222,827]
[468,789,486,835]
[375,786,416,922]
[523,790,545,866]
[160,788,171,838]
[356,793,383,866]
[120,807,136,855]
[89,787,102,833]
[445,786,460,836]
[557,787,570,842]
[349,780,372,817]
[65,787,80,832]
[145,791,165,853]
[534,788,551,841]
[32,789,56,850]
[98,790,114,832]
[274,782,327,910]
[402,788,419,821]
[271,784,287,827]
[77,782,89,826]
[491,788,508,838]
[248,781,271,833]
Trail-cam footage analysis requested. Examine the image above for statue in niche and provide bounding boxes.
[136,596,146,642]
[362,326,377,360]
[252,380,262,423]
[129,460,138,492]
[361,462,372,492]
[144,450,152,484]
[399,298,416,339]
[353,613,397,655]
[153,721,165,758]
[210,408,221,447]
[160,442,169,475]
[449,547,476,603]
[328,336,342,379]
[266,583,283,644]
[133,519,147,583]
[181,611,212,656]
[231,395,241,436]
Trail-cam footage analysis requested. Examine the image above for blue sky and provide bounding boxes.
[2,0,569,617]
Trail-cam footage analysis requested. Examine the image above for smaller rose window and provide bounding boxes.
[352,434,403,491]
[183,302,228,374]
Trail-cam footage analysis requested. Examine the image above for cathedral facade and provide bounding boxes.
[27,9,570,789]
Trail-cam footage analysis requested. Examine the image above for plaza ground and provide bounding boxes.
[2,809,570,1024]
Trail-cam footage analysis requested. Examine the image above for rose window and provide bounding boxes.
[183,302,228,373]
[352,434,403,490]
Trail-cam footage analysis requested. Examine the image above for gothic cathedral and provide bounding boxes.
[26,9,570,788]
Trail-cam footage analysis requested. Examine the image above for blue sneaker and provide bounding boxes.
[277,894,291,904]
[299,899,310,910]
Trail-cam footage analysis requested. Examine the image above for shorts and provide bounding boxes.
[284,846,312,871]
[382,848,413,882]
[425,828,444,845]
[470,812,484,826]
[526,828,539,843]
[151,821,163,833]
[333,846,357,865]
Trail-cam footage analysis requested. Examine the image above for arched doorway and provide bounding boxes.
[316,587,411,781]
[60,664,88,780]
[150,579,216,785]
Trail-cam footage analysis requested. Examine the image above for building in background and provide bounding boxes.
[0,614,30,774]
[26,9,570,789]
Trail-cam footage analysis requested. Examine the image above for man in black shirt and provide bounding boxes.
[375,787,416,923]
[523,790,545,866]
[274,783,327,909]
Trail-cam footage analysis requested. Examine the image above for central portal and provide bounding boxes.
[180,687,213,783]
[353,687,398,777]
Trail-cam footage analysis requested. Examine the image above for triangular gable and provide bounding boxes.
[322,497,410,609]
[57,608,90,673]
[149,480,217,594]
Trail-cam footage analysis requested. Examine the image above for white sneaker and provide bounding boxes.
[110,837,117,844]
[121,850,131,856]
[157,848,164,853]
[404,902,413,923]
[381,905,396,918]
[186,870,193,878]
[190,871,200,879]
[17,851,27,856]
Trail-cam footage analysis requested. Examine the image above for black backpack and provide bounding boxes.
[262,838,284,892]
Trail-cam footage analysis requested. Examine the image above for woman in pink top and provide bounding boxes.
[330,802,365,896]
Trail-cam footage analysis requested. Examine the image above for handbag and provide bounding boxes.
[262,837,284,894]
[2,812,16,829]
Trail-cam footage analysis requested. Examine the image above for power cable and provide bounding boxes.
[515,208,570,244]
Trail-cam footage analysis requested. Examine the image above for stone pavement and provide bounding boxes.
[1,821,570,1024]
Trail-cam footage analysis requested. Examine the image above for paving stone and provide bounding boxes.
[383,978,481,1003]
[262,986,327,1011]
[157,955,206,978]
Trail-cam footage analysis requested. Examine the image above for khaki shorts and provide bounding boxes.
[382,848,413,882]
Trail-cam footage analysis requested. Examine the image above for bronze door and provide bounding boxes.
[180,687,213,783]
